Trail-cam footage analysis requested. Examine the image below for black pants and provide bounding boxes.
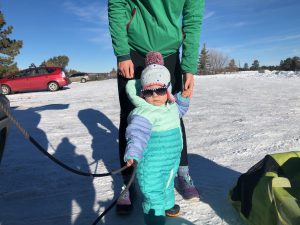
[117,50,188,179]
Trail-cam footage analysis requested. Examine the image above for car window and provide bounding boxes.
[28,69,40,76]
[14,71,22,78]
[33,67,56,75]
[36,68,50,75]
[46,68,55,73]
[71,73,84,77]
[14,69,33,78]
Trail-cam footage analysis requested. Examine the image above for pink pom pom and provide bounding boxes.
[145,52,164,66]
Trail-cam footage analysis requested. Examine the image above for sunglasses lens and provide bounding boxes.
[142,87,167,97]
[155,87,167,96]
[142,89,154,97]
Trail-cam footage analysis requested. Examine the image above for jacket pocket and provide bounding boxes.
[126,8,137,31]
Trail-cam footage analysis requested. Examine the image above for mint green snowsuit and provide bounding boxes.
[124,80,189,216]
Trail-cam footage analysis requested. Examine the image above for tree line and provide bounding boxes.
[197,44,300,75]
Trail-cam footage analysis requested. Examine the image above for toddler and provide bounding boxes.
[124,52,190,225]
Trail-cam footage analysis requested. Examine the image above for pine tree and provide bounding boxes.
[44,55,69,69]
[243,63,249,71]
[294,56,300,71]
[250,60,259,70]
[279,57,300,71]
[0,11,23,77]
[40,60,47,67]
[197,43,210,75]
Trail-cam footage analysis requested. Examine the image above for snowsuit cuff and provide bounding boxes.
[176,92,190,102]
[124,155,141,164]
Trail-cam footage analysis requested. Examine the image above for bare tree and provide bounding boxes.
[208,49,229,74]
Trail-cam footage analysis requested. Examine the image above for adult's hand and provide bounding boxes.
[183,73,194,98]
[118,60,134,79]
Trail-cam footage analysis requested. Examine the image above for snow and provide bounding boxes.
[1,71,300,225]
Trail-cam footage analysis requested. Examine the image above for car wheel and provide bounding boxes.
[1,85,11,95]
[81,78,87,83]
[48,82,59,92]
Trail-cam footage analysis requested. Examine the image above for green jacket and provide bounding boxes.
[108,0,205,74]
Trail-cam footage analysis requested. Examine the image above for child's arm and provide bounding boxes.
[124,114,152,164]
[126,79,147,107]
[175,91,190,118]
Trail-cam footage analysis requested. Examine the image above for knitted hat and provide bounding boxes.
[141,52,175,102]
[145,51,164,66]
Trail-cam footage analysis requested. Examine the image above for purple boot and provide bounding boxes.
[175,175,200,201]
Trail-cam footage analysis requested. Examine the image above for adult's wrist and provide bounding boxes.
[117,54,131,63]
[183,72,194,76]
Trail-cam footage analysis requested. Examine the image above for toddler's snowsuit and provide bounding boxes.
[124,79,189,216]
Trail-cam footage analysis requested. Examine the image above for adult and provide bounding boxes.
[108,0,205,214]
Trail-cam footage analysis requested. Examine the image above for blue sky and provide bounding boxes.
[1,0,300,72]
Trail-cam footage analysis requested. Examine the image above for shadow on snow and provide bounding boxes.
[0,104,122,225]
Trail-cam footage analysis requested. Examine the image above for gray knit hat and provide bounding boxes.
[141,52,175,102]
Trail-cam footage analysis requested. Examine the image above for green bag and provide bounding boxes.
[229,151,300,225]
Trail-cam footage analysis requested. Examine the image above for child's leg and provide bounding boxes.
[138,164,168,219]
[165,164,180,212]
[142,186,166,216]
[165,169,176,211]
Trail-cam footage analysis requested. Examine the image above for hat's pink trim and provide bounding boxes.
[142,83,165,90]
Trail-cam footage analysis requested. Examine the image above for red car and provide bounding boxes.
[0,66,71,95]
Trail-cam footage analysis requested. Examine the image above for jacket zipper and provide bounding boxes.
[126,8,137,31]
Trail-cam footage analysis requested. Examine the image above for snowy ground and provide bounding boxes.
[1,72,300,225]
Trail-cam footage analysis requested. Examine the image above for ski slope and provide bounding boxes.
[1,71,300,225]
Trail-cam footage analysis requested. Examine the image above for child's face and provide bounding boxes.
[143,85,168,106]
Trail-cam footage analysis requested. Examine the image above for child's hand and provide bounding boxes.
[181,89,191,98]
[126,159,134,167]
